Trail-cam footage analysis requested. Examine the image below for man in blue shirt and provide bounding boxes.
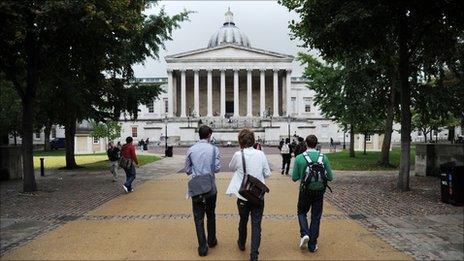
[185,125,220,257]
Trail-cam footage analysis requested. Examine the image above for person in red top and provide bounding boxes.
[121,136,138,193]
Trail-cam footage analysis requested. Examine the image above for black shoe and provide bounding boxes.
[208,239,217,248]
[198,246,208,256]
[237,240,246,251]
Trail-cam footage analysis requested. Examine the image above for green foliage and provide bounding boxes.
[90,120,122,141]
[299,53,386,135]
[0,76,21,139]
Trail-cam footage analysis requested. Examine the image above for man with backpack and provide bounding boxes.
[292,135,333,253]
[280,138,292,175]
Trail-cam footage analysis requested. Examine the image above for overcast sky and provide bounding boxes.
[133,0,317,78]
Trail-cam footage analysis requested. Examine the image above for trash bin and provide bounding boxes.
[165,146,173,157]
[440,162,464,206]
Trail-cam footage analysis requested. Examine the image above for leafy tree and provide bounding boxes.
[281,0,464,191]
[0,77,22,145]
[0,0,189,191]
[90,120,122,143]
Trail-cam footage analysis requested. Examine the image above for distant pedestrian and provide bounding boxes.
[107,141,120,182]
[144,138,149,151]
[330,137,334,151]
[226,128,271,261]
[116,141,122,149]
[280,138,292,175]
[253,141,262,150]
[294,137,307,157]
[292,135,333,253]
[121,136,139,193]
[185,125,220,257]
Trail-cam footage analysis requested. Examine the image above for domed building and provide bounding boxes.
[118,9,346,146]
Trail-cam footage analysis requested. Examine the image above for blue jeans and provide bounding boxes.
[297,190,323,244]
[123,164,136,190]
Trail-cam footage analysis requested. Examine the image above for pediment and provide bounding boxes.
[165,44,293,62]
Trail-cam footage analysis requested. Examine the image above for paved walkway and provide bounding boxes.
[2,171,409,260]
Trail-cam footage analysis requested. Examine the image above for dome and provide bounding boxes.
[207,8,251,48]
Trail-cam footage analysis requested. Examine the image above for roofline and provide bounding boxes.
[165,43,294,61]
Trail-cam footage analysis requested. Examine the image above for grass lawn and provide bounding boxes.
[325,148,416,171]
[33,150,160,171]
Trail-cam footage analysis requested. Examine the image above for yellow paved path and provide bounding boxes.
[3,172,410,260]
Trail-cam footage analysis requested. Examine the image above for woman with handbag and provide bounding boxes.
[226,129,271,261]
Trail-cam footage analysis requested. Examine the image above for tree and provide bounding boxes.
[0,77,22,145]
[90,120,122,143]
[0,0,189,190]
[299,53,386,157]
[280,0,464,191]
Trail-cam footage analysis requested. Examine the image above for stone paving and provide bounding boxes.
[1,151,463,260]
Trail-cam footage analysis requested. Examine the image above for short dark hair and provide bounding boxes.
[285,138,290,143]
[238,128,255,148]
[198,125,212,140]
[298,137,304,142]
[126,136,133,143]
[305,135,318,148]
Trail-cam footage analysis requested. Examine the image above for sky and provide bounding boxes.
[133,0,317,78]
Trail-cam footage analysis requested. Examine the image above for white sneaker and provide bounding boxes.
[299,235,309,249]
[122,185,128,193]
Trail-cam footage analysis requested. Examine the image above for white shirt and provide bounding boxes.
[226,147,271,201]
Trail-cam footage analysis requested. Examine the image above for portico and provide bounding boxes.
[164,9,293,119]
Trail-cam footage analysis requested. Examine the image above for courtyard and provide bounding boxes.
[1,149,462,260]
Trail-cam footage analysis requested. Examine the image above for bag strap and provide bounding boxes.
[210,146,216,176]
[241,149,248,177]
[317,153,324,164]
[302,151,312,164]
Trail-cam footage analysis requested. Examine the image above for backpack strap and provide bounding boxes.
[302,152,312,164]
[317,153,324,164]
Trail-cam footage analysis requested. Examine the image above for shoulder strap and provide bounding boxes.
[241,149,248,176]
[317,153,324,164]
[210,146,216,176]
[302,152,312,164]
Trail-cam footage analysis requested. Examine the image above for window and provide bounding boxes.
[51,127,57,138]
[365,134,371,142]
[417,130,422,136]
[303,98,311,112]
[291,97,296,114]
[93,137,100,144]
[147,100,154,113]
[163,98,168,114]
[35,131,41,139]
[132,126,138,138]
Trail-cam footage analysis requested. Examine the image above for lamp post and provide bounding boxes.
[287,114,291,140]
[164,114,168,156]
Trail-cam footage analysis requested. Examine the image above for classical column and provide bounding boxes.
[286,70,292,116]
[273,69,279,117]
[220,69,226,117]
[246,69,252,117]
[207,70,213,117]
[260,69,265,117]
[180,70,186,117]
[193,70,199,117]
[282,74,286,116]
[233,69,239,117]
[167,70,174,117]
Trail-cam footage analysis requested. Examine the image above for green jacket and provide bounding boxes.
[292,149,334,190]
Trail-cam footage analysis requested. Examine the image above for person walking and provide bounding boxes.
[121,136,138,193]
[226,128,271,261]
[292,135,333,253]
[294,137,307,157]
[106,141,120,182]
[280,138,292,175]
[185,125,220,257]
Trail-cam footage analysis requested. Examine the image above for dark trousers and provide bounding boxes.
[123,164,136,190]
[297,190,323,245]
[237,199,264,260]
[192,193,217,250]
[281,154,291,174]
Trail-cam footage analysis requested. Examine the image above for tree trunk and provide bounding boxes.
[397,8,411,191]
[43,122,51,151]
[64,119,78,169]
[349,125,355,157]
[423,129,428,142]
[430,131,433,142]
[379,80,396,166]
[21,95,37,192]
[448,126,455,143]
[363,133,367,155]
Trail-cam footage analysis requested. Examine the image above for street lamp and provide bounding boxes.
[287,114,291,140]
[164,113,168,156]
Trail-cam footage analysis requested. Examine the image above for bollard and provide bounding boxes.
[40,157,44,176]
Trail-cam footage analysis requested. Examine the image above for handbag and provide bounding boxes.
[238,150,270,205]
[118,156,132,170]
[188,147,217,202]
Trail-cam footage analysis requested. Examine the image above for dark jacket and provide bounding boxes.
[294,142,307,156]
[107,147,120,162]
